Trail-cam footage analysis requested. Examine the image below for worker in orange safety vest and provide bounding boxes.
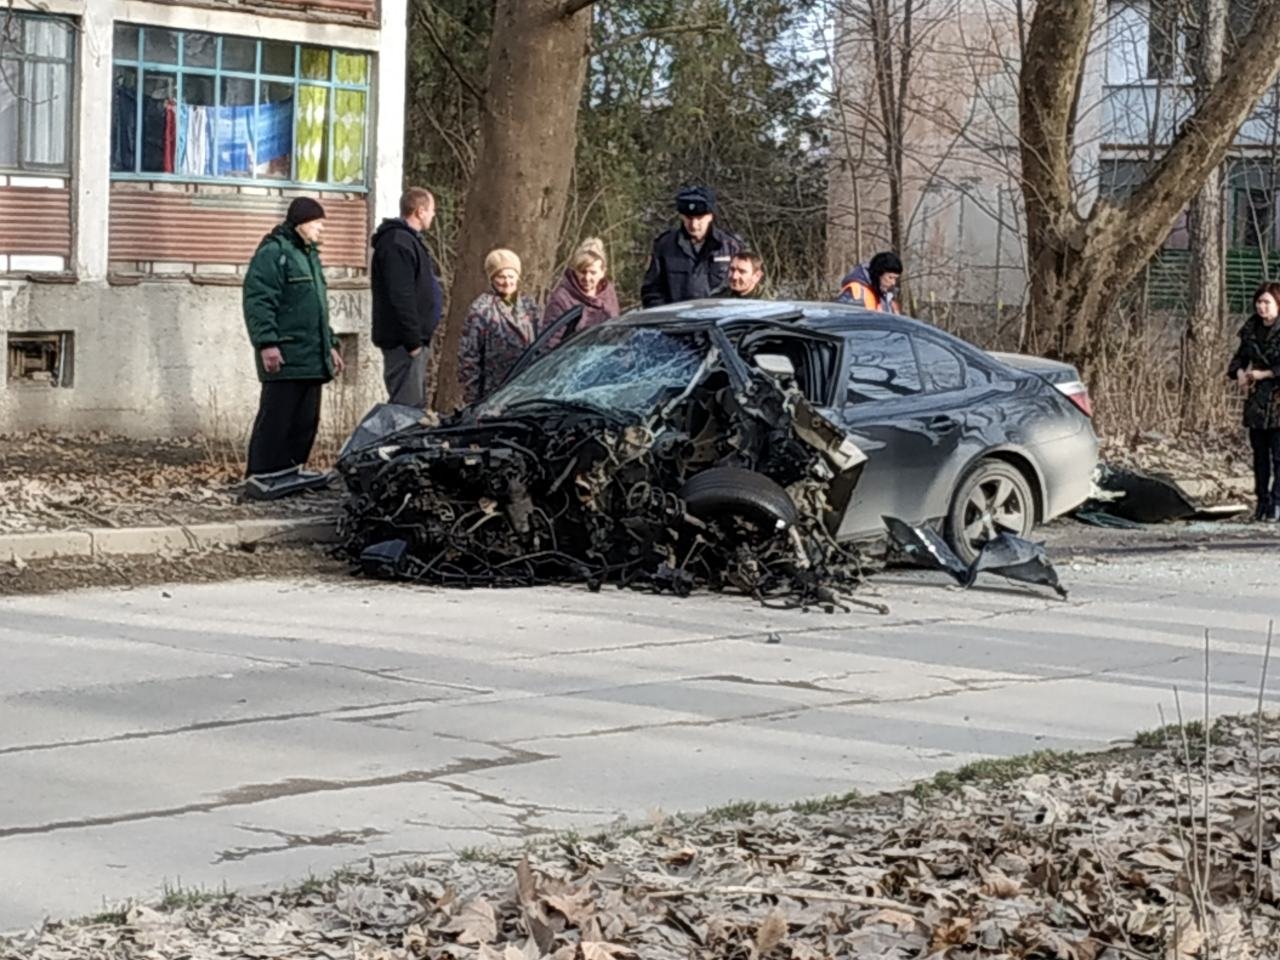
[836,251,903,313]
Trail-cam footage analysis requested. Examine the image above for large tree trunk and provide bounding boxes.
[1019,0,1280,379]
[432,0,595,412]
[1183,0,1227,433]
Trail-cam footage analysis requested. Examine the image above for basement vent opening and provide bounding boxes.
[7,332,74,387]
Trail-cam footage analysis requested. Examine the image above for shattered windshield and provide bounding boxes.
[477,325,710,418]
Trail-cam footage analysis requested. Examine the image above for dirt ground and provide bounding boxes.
[0,433,340,533]
[0,544,349,597]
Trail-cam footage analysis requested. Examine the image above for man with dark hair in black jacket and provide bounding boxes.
[640,185,741,307]
[371,187,442,407]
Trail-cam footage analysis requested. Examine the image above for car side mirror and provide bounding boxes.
[753,353,796,381]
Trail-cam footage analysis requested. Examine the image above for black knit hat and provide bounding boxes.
[868,251,903,286]
[286,197,326,226]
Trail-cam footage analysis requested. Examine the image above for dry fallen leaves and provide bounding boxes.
[0,432,337,534]
[4,715,1280,960]
[448,898,498,945]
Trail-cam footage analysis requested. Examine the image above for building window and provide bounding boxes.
[1233,188,1276,249]
[1229,161,1278,250]
[110,26,370,189]
[0,14,75,174]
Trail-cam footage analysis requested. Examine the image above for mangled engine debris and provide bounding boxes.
[335,324,875,609]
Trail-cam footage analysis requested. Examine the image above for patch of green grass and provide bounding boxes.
[912,750,1083,799]
[158,880,231,911]
[699,799,784,823]
[790,790,863,815]
[296,875,328,896]
[1133,717,1231,752]
[288,866,370,896]
[77,908,129,926]
[457,845,508,864]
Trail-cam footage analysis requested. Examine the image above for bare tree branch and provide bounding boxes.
[561,0,601,17]
[595,21,724,55]
[411,0,486,104]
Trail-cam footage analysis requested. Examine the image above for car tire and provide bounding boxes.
[679,467,798,530]
[946,459,1036,564]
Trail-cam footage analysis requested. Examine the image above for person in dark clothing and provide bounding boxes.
[371,186,442,407]
[1228,281,1280,521]
[837,251,903,312]
[725,250,767,298]
[242,197,344,477]
[640,186,742,307]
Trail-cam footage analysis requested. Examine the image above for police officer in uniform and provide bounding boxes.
[640,186,741,307]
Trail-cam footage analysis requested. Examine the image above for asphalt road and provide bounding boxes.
[2,546,1278,929]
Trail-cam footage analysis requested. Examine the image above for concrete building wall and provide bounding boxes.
[0,0,407,438]
[0,280,382,438]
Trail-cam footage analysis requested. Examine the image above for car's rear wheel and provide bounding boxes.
[946,459,1035,564]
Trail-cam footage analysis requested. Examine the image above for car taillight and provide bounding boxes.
[1055,380,1093,417]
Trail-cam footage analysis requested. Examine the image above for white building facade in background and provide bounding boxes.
[0,0,406,437]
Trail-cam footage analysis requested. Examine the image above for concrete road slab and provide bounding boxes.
[1,551,1277,928]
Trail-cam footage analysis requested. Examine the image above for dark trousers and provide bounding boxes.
[246,379,324,477]
[381,345,430,407]
[1249,427,1280,506]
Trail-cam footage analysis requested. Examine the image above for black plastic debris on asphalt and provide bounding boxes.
[1077,464,1248,526]
[884,515,1067,598]
[241,465,333,502]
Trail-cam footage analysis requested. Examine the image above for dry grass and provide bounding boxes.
[928,301,1244,442]
[193,376,374,475]
[1088,322,1240,440]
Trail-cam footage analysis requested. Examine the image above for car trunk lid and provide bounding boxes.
[989,351,1092,418]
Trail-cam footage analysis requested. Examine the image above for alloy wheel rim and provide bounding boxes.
[962,475,1027,549]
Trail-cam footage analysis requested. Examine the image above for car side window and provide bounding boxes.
[916,338,965,392]
[845,330,922,404]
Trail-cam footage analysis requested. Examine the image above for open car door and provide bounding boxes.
[499,305,587,389]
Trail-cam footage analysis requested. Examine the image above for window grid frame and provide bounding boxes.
[111,25,370,192]
[0,12,76,176]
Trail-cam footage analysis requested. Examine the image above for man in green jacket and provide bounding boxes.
[242,197,345,477]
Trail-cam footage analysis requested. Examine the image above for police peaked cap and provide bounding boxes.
[675,186,717,216]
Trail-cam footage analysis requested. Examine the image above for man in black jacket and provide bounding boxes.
[640,186,741,307]
[371,187,442,407]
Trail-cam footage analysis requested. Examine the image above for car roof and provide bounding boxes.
[618,298,940,336]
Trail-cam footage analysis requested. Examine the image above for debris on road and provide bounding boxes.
[241,466,334,502]
[1100,432,1248,504]
[335,326,879,611]
[1079,464,1249,527]
[884,517,1067,598]
[8,714,1278,959]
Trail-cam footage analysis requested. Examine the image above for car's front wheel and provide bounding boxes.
[946,459,1036,564]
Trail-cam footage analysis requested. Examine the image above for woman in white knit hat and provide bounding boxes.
[457,247,543,405]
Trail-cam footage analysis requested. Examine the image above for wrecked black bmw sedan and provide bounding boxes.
[335,300,1097,605]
